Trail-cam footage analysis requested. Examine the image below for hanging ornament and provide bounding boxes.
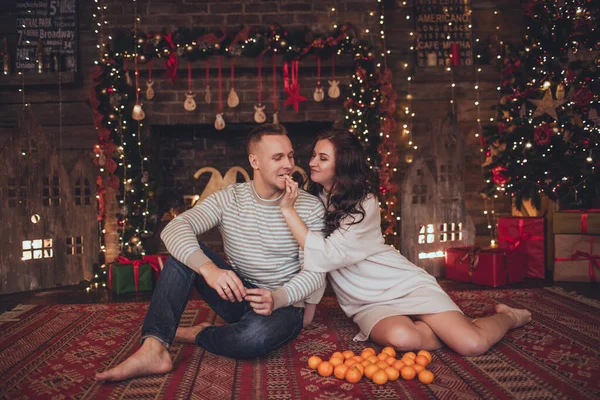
[227,58,240,108]
[254,104,266,123]
[132,103,146,120]
[204,59,211,104]
[214,113,226,130]
[184,61,197,111]
[556,83,565,100]
[132,58,145,120]
[272,53,279,124]
[146,59,155,100]
[214,55,225,130]
[313,57,324,102]
[141,171,149,184]
[283,60,307,113]
[529,89,566,120]
[120,206,129,216]
[328,54,340,99]
[98,151,106,167]
[254,56,266,124]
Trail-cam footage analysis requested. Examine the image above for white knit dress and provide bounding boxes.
[303,194,462,341]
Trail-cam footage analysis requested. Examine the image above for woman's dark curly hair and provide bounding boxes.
[306,129,378,237]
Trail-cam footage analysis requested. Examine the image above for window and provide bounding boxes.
[8,178,26,211]
[43,176,60,206]
[412,184,428,204]
[440,164,453,183]
[74,178,91,205]
[418,224,435,244]
[22,239,53,260]
[66,236,84,255]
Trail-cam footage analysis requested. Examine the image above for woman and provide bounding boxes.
[278,129,531,356]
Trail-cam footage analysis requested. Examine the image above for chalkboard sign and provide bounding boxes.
[415,0,472,68]
[15,0,77,73]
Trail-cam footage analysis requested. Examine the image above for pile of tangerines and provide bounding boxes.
[307,347,434,385]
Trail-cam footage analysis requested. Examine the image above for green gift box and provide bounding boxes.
[553,210,600,234]
[108,259,153,294]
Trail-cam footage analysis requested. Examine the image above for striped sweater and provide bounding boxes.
[160,181,327,308]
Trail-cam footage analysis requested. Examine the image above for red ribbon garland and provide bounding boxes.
[109,256,144,292]
[257,56,262,105]
[555,237,600,282]
[187,61,192,93]
[283,60,307,113]
[272,53,277,112]
[217,56,223,114]
[504,218,544,250]
[163,33,178,84]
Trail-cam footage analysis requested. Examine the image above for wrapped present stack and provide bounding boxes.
[553,210,600,283]
[445,246,524,287]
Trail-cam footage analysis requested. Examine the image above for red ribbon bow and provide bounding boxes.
[163,33,178,85]
[109,256,144,292]
[504,219,544,250]
[283,60,307,113]
[561,209,600,234]
[555,237,599,282]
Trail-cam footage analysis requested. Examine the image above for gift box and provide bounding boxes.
[142,254,168,282]
[445,247,524,287]
[497,217,546,279]
[553,210,600,235]
[554,235,600,283]
[109,256,154,294]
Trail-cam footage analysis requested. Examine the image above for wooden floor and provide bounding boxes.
[0,278,597,314]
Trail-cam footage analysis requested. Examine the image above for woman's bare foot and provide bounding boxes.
[495,304,532,329]
[175,322,212,344]
[95,338,172,382]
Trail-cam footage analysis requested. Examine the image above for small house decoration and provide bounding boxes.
[400,114,475,276]
[0,107,98,294]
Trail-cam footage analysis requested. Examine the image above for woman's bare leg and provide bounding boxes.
[369,315,443,351]
[415,304,531,356]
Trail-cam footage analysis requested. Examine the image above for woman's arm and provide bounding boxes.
[280,176,309,248]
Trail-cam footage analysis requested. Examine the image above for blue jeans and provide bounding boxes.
[141,245,304,359]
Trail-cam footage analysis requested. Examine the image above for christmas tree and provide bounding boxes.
[481,0,599,210]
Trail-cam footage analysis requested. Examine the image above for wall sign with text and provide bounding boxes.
[15,0,77,73]
[415,0,473,68]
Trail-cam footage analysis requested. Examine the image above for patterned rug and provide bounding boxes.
[0,288,598,400]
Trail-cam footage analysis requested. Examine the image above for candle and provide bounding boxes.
[450,43,460,66]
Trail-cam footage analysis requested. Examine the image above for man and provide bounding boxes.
[96,124,326,382]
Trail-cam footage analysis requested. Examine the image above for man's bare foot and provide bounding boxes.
[95,338,172,382]
[495,304,532,329]
[175,322,212,344]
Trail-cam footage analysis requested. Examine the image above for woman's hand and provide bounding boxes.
[280,175,299,211]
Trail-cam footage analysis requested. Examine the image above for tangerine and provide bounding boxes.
[392,360,406,371]
[331,351,345,360]
[382,346,397,358]
[385,366,400,381]
[344,358,358,367]
[345,366,363,383]
[403,351,417,360]
[418,369,434,384]
[367,355,379,364]
[352,355,365,363]
[414,355,430,367]
[342,350,355,359]
[308,356,322,370]
[361,360,372,368]
[334,364,349,379]
[352,362,365,374]
[364,364,380,379]
[361,347,377,358]
[417,350,432,362]
[317,361,334,377]
[329,357,344,367]
[377,361,390,370]
[386,357,397,366]
[401,356,415,366]
[377,353,389,361]
[372,370,389,385]
[412,364,425,374]
[400,366,417,380]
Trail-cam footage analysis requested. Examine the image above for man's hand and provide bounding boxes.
[199,262,246,302]
[245,288,274,316]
